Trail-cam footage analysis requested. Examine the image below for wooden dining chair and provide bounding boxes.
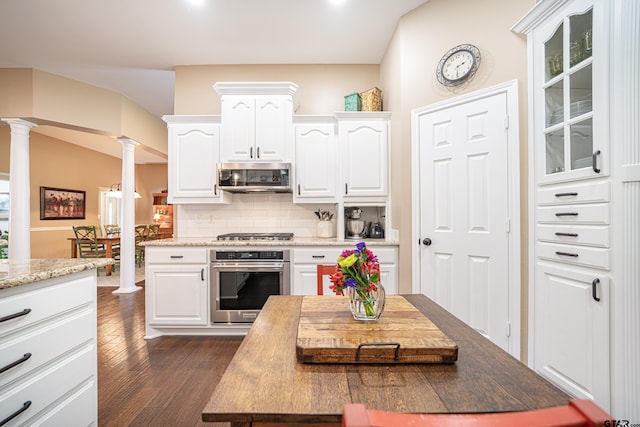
[73,226,106,258]
[341,399,612,427]
[134,224,148,267]
[317,264,337,295]
[147,224,160,240]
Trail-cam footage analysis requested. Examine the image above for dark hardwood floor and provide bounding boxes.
[97,284,243,427]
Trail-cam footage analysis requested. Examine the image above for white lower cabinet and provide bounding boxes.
[146,247,209,327]
[0,271,97,426]
[534,263,609,402]
[292,246,397,296]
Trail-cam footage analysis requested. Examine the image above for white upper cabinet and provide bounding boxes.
[214,82,298,162]
[528,0,606,185]
[293,116,337,202]
[337,112,390,200]
[163,115,231,204]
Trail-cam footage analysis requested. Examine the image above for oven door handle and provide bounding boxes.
[211,263,285,272]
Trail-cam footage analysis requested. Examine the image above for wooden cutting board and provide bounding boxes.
[296,295,458,364]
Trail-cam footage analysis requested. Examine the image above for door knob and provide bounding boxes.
[422,238,432,246]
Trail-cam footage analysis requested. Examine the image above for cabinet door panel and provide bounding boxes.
[255,96,288,161]
[147,265,208,325]
[341,120,388,198]
[220,96,255,161]
[294,123,337,201]
[534,263,609,404]
[169,123,223,203]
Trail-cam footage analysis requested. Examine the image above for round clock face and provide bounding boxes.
[436,44,481,87]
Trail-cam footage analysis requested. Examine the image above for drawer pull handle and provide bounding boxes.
[0,353,32,375]
[555,192,578,197]
[555,232,579,237]
[311,255,326,259]
[555,212,579,217]
[170,255,184,259]
[592,150,601,173]
[0,308,31,323]
[556,251,579,257]
[345,183,348,195]
[0,400,32,426]
[592,278,601,302]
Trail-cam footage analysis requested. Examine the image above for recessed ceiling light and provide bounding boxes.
[329,0,347,5]
[186,0,205,6]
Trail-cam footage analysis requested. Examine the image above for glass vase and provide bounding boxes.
[348,284,386,321]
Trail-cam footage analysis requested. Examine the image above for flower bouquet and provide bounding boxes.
[329,242,385,320]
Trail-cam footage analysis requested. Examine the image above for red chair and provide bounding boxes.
[342,399,613,427]
[317,264,337,295]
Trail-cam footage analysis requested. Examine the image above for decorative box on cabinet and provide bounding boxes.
[336,112,390,201]
[293,116,338,202]
[513,0,610,411]
[214,82,298,162]
[162,115,232,205]
[0,271,97,425]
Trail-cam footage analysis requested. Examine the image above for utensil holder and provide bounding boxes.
[317,221,334,238]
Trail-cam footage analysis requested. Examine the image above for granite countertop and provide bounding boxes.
[141,236,399,247]
[0,258,114,291]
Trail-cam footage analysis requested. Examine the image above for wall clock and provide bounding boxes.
[436,44,481,87]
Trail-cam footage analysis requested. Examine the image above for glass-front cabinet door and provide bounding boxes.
[536,0,604,183]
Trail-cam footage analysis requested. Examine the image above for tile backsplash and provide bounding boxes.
[176,193,336,238]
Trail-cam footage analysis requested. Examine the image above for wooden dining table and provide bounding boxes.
[68,235,120,276]
[202,294,571,427]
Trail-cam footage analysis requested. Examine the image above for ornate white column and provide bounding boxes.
[113,137,142,294]
[1,118,37,261]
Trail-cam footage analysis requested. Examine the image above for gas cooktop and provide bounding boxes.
[216,232,294,241]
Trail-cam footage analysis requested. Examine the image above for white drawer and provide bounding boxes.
[536,203,609,225]
[537,179,610,205]
[0,308,94,388]
[0,343,95,426]
[145,247,208,264]
[537,241,610,270]
[537,224,610,248]
[293,246,397,264]
[293,248,339,264]
[0,275,93,336]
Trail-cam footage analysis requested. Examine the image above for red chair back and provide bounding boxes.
[316,264,336,295]
[342,399,612,427]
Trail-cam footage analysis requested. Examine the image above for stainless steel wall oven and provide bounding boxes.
[210,249,290,323]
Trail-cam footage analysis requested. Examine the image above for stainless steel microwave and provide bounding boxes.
[217,162,291,193]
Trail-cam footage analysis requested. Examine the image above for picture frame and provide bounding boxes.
[40,187,86,220]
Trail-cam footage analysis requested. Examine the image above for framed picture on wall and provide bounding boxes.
[40,187,86,220]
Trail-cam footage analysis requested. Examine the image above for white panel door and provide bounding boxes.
[419,92,510,351]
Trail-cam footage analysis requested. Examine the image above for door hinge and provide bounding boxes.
[506,219,511,233]
[506,321,511,337]
[504,115,509,130]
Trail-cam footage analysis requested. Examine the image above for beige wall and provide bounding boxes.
[0,68,167,155]
[174,64,380,115]
[0,126,167,258]
[380,0,533,359]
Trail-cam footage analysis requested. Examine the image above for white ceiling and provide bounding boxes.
[0,0,428,163]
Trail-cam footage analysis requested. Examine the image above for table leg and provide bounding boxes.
[105,242,113,276]
[71,240,78,258]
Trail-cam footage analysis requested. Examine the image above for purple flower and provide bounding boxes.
[344,278,357,288]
